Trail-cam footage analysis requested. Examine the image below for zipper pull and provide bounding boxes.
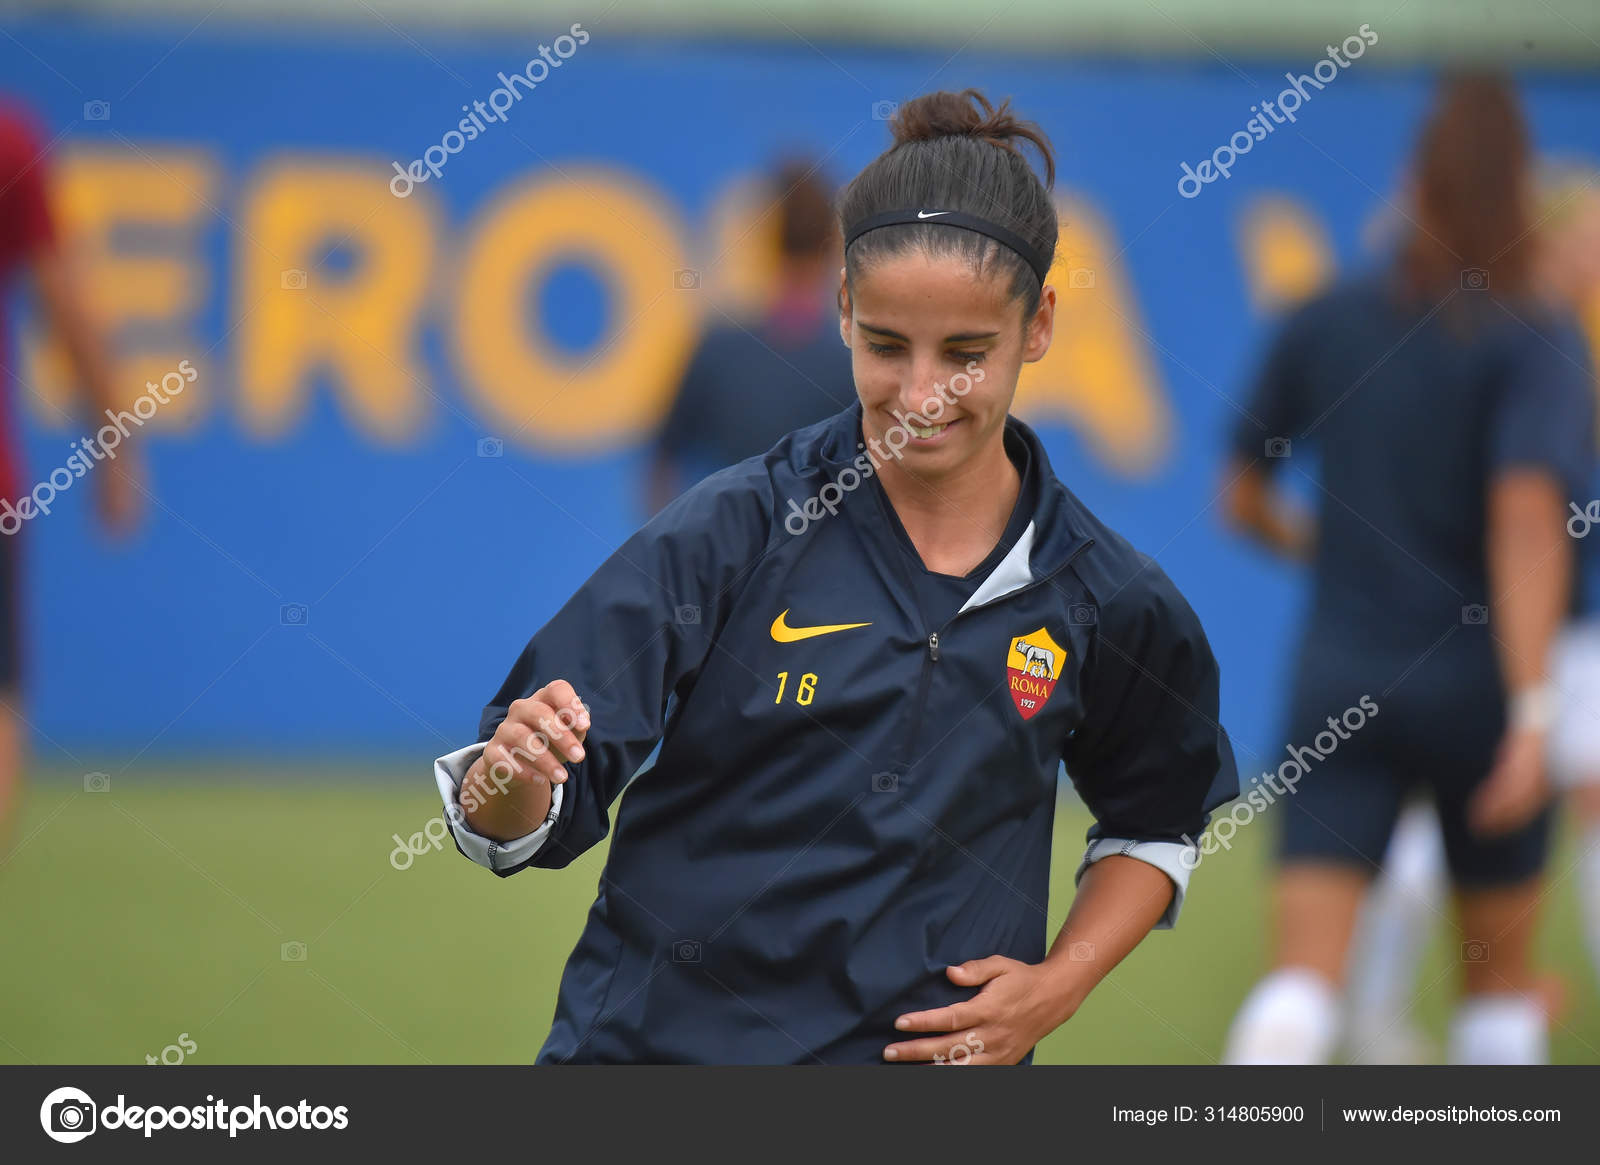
[928,632,940,661]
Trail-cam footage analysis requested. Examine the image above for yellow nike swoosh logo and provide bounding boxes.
[770,609,872,642]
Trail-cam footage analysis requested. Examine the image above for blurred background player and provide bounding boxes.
[0,94,141,855]
[1339,161,1600,1062]
[1217,74,1594,1064]
[644,157,853,514]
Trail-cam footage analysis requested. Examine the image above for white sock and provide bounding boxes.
[1344,804,1446,1061]
[1224,968,1340,1064]
[1448,993,1547,1064]
[1582,825,1600,996]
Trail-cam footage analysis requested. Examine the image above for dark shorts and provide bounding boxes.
[1270,638,1551,888]
[0,529,20,691]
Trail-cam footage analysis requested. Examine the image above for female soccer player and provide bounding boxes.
[646,157,852,514]
[433,88,1238,1065]
[1339,162,1600,1062]
[1220,75,1594,1064]
[0,95,142,857]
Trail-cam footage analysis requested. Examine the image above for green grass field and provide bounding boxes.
[2,768,1596,1064]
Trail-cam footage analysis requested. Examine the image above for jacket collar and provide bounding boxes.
[804,400,1095,584]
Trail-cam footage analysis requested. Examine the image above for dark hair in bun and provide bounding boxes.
[838,89,1058,317]
[772,157,838,258]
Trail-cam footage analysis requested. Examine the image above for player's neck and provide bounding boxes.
[876,435,1021,577]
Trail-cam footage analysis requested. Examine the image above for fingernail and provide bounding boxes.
[569,744,585,761]
[895,1017,909,1030]
[883,1048,897,1060]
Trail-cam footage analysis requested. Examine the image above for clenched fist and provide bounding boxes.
[461,679,590,842]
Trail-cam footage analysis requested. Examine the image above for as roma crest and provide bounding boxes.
[1006,627,1066,721]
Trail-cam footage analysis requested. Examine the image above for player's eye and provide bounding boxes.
[865,342,986,363]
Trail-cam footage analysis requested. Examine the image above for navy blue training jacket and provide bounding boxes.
[444,401,1238,1064]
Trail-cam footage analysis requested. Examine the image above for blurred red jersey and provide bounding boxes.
[0,100,55,509]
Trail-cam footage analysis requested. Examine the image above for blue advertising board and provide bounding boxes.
[2,13,1597,774]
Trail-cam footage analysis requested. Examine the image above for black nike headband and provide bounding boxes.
[843,208,1054,286]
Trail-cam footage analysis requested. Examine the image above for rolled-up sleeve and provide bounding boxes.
[432,742,563,873]
[1075,838,1197,930]
[1063,558,1239,928]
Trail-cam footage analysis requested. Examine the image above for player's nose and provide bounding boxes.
[897,356,952,415]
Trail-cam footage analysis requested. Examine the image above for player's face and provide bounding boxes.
[839,250,1054,477]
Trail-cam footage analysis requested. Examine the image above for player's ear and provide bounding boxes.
[1021,283,1056,364]
[837,267,852,349]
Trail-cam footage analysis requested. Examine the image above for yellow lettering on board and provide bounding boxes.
[236,159,436,442]
[704,172,783,320]
[1237,194,1334,313]
[452,167,695,451]
[21,148,216,430]
[1013,195,1171,477]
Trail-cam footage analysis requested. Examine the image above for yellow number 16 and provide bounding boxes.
[774,671,818,706]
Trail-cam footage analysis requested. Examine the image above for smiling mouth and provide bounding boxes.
[906,417,959,440]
